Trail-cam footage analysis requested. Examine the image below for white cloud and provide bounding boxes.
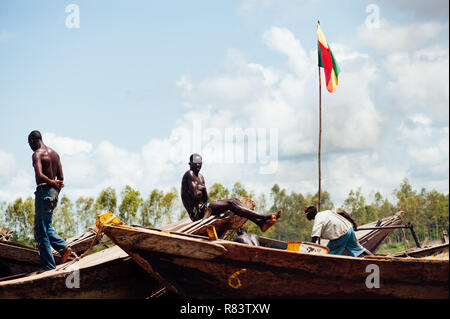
[384,47,449,119]
[357,19,445,53]
[324,152,407,206]
[407,127,449,176]
[180,28,382,158]
[263,27,310,76]
[0,149,15,177]
[397,114,432,144]
[0,20,447,208]
[0,169,35,201]
[62,153,97,188]
[165,27,387,204]
[43,132,93,156]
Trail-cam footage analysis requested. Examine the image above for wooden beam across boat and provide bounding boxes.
[105,225,227,260]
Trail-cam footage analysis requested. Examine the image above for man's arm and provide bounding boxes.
[56,154,64,181]
[55,154,64,189]
[310,216,323,242]
[200,175,208,202]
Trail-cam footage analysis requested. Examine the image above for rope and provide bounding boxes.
[58,215,117,271]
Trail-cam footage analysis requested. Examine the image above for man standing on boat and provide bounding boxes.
[28,130,72,271]
[181,153,282,232]
[304,205,373,257]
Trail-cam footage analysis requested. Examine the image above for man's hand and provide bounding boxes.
[52,180,64,190]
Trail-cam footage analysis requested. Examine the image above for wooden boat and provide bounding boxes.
[0,245,161,299]
[355,211,407,253]
[101,219,449,299]
[389,242,449,259]
[387,229,449,259]
[0,227,100,278]
[0,198,253,299]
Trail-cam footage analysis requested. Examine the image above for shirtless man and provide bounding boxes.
[28,130,71,271]
[181,153,282,232]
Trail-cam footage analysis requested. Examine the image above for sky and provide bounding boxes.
[0,0,448,208]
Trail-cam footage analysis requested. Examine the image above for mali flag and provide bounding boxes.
[317,21,340,93]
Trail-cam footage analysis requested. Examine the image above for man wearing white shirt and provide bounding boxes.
[304,205,372,257]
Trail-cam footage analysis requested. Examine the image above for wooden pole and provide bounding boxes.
[318,66,322,212]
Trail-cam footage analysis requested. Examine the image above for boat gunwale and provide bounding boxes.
[104,224,449,266]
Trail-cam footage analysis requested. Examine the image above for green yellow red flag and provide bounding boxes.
[317,21,340,93]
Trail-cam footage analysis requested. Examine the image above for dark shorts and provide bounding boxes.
[188,203,209,221]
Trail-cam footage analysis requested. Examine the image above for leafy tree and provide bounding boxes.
[0,201,6,225]
[260,184,312,241]
[94,187,117,214]
[4,197,35,245]
[140,189,164,227]
[140,188,180,227]
[75,196,96,233]
[208,183,230,202]
[53,195,76,238]
[373,192,395,219]
[231,182,254,199]
[307,190,334,211]
[0,179,447,249]
[159,188,179,225]
[118,185,143,225]
[343,188,368,224]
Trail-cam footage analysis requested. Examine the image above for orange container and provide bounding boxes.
[287,241,301,251]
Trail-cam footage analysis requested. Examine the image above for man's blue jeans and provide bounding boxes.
[327,228,366,257]
[34,186,67,271]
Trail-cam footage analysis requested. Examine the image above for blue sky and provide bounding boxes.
[0,0,448,208]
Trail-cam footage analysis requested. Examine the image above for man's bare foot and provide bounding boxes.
[60,246,72,264]
[260,210,282,232]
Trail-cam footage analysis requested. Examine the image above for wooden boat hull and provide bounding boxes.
[0,241,45,276]
[389,243,449,259]
[0,246,162,299]
[0,228,100,278]
[104,225,449,299]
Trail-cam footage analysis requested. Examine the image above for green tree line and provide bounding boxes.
[0,179,448,248]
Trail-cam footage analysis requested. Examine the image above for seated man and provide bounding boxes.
[304,205,373,257]
[181,154,282,232]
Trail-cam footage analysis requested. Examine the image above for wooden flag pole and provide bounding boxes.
[318,66,322,212]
